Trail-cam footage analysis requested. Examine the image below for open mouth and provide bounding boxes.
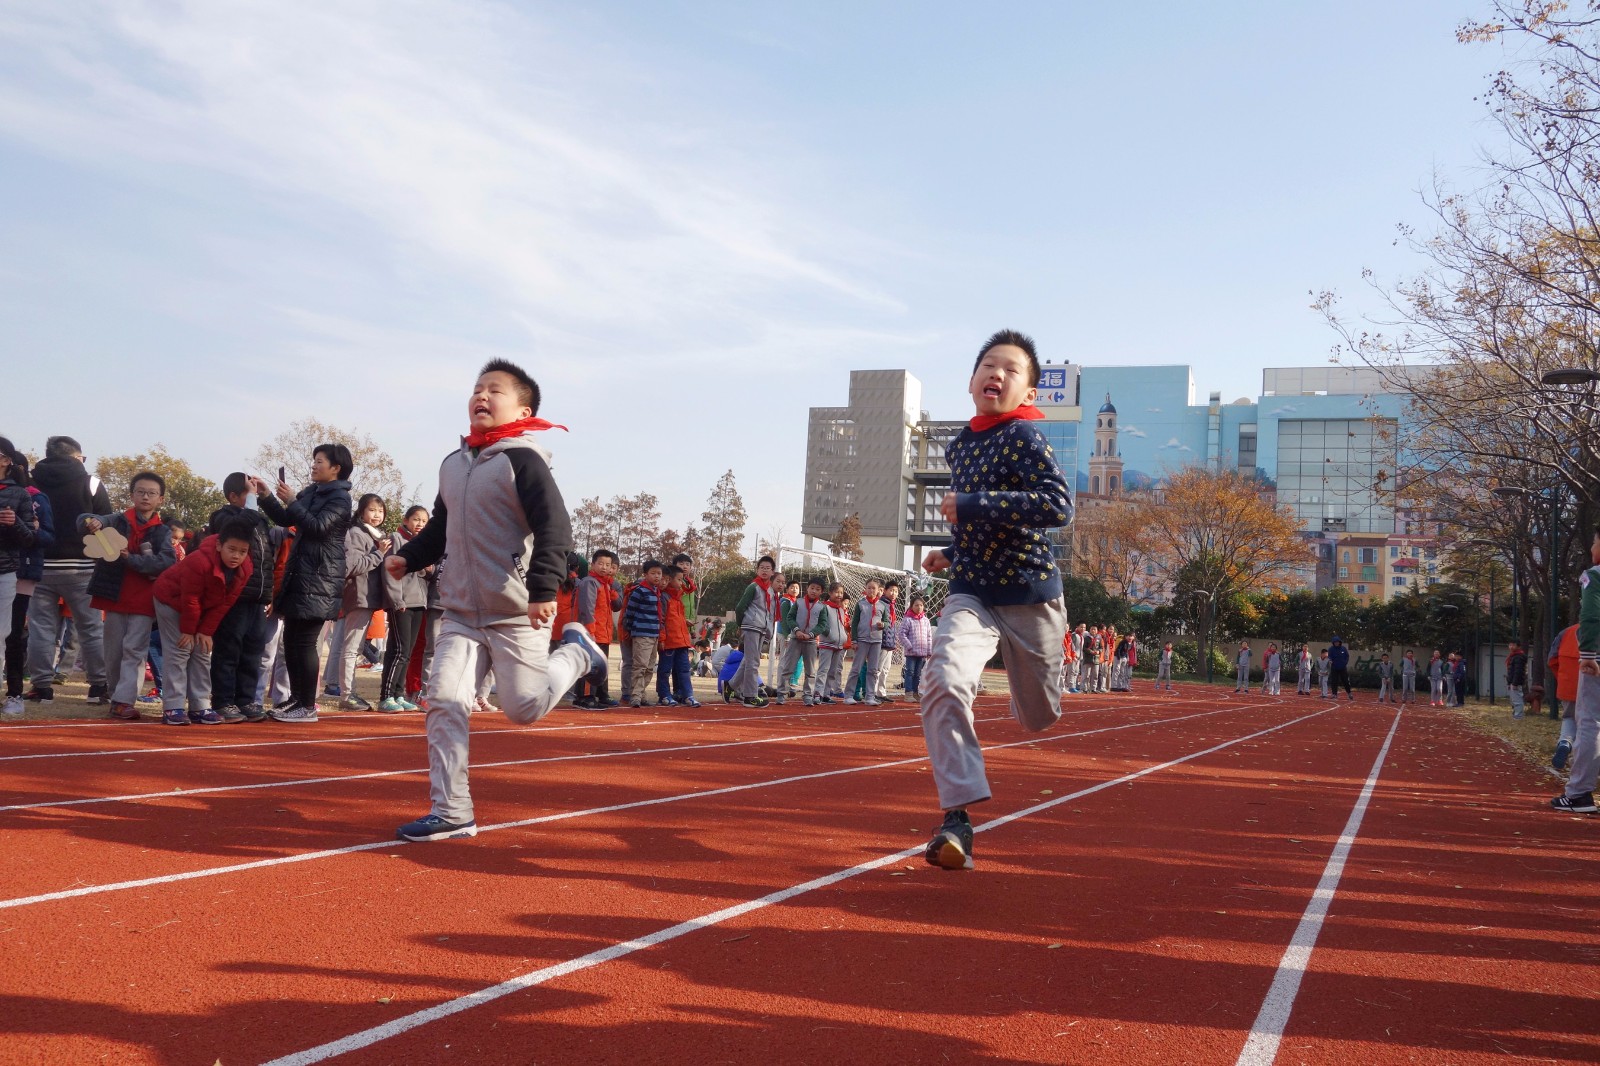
[472,402,492,417]
[982,384,1002,398]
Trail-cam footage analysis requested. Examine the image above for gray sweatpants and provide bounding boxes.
[154,601,213,712]
[1564,670,1600,800]
[732,630,766,698]
[102,610,155,705]
[852,641,882,700]
[26,568,106,689]
[813,646,844,699]
[921,593,1068,811]
[338,607,376,695]
[778,635,818,696]
[425,615,589,823]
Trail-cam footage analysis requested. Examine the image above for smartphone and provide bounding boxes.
[278,465,287,485]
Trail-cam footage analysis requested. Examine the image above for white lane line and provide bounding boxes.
[0,718,942,812]
[0,701,1026,762]
[1234,706,1403,1066]
[263,704,1342,1066]
[0,702,1264,911]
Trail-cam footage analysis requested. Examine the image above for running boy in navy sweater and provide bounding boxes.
[387,359,607,842]
[920,329,1073,870]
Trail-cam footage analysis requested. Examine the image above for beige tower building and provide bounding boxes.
[1086,394,1123,499]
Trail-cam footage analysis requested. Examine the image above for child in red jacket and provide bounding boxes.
[151,520,255,725]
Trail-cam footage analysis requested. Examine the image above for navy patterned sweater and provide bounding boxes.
[943,419,1073,607]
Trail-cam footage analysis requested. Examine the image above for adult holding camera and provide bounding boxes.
[252,444,353,723]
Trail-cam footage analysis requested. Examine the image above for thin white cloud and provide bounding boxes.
[0,1,907,360]
[1120,423,1148,439]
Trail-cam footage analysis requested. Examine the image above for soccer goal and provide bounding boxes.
[775,545,950,619]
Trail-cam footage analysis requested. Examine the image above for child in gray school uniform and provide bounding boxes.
[1318,649,1332,697]
[919,329,1072,872]
[1235,642,1252,693]
[388,358,606,843]
[1401,650,1418,703]
[1261,644,1282,695]
[1377,653,1394,703]
[1296,645,1312,695]
[1155,642,1174,690]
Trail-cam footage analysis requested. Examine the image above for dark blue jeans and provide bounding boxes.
[210,598,272,707]
[656,646,692,702]
[902,654,926,695]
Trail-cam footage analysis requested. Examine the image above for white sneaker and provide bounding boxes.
[1,696,22,717]
[842,697,857,705]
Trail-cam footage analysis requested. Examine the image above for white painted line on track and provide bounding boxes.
[262,703,1343,1066]
[0,700,1272,910]
[1234,706,1403,1066]
[0,717,949,812]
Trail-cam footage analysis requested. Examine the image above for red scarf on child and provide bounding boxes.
[465,416,568,450]
[969,404,1045,433]
[124,509,162,554]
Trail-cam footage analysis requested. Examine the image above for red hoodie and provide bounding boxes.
[152,534,254,637]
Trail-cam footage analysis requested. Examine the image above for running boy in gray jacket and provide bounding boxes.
[920,330,1072,871]
[388,359,606,842]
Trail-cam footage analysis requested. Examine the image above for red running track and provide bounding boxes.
[1,691,1596,1065]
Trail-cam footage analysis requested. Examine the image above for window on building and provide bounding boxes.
[1392,577,1407,586]
[1389,546,1399,558]
[1342,550,1351,563]
[1355,584,1368,595]
[1427,577,1440,586]
[1359,548,1377,564]
[1338,566,1348,578]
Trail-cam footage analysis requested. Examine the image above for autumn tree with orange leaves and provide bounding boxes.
[1121,467,1310,665]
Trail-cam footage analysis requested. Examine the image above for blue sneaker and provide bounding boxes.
[560,623,607,682]
[925,809,974,870]
[396,814,479,842]
[1553,739,1573,772]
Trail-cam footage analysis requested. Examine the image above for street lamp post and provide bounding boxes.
[1468,539,1500,705]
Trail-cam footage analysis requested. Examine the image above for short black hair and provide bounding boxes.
[217,517,257,546]
[671,553,692,565]
[0,436,28,488]
[972,328,1042,387]
[167,516,187,530]
[641,559,663,574]
[315,443,354,481]
[480,358,540,414]
[45,436,82,461]
[757,555,775,569]
[223,472,249,497]
[884,580,900,591]
[663,564,682,580]
[592,548,619,564]
[404,504,429,521]
[130,470,165,496]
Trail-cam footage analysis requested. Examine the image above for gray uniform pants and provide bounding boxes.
[629,636,658,704]
[852,641,882,701]
[338,607,376,695]
[732,630,766,698]
[154,601,213,712]
[1564,670,1600,800]
[813,646,844,699]
[102,610,155,705]
[26,568,106,689]
[1401,673,1416,701]
[778,635,818,696]
[257,615,291,706]
[921,593,1067,811]
[425,615,589,822]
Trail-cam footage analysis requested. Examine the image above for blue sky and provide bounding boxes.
[0,1,1507,546]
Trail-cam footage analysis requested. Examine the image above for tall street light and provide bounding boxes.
[1467,538,1500,705]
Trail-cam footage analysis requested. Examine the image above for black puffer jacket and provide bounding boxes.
[32,457,111,562]
[259,480,352,621]
[206,504,275,605]
[0,479,38,576]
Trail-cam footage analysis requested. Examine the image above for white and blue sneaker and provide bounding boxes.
[396,814,479,842]
[560,623,608,682]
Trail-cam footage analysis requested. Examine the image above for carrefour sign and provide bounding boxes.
[1037,367,1070,406]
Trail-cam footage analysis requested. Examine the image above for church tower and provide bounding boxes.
[1088,394,1124,497]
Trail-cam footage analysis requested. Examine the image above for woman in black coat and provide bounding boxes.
[253,443,353,722]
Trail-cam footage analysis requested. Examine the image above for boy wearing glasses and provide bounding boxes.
[78,472,177,719]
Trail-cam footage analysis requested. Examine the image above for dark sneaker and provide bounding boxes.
[322,685,342,698]
[86,683,108,706]
[108,702,139,720]
[188,708,224,725]
[926,809,975,870]
[239,703,269,723]
[396,813,479,842]
[630,699,643,709]
[1550,792,1597,813]
[1553,739,1573,772]
[23,687,53,704]
[215,704,246,724]
[161,709,188,726]
[560,623,608,682]
[742,696,769,708]
[341,695,372,711]
[269,703,319,723]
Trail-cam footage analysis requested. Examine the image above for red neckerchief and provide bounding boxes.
[124,509,162,555]
[753,575,773,618]
[969,404,1045,433]
[465,416,568,450]
[799,593,821,629]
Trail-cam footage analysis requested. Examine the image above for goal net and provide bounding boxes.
[775,545,950,620]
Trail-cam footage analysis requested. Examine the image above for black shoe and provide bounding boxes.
[23,687,53,704]
[86,683,108,706]
[1551,792,1597,813]
[925,809,974,870]
[239,703,269,723]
